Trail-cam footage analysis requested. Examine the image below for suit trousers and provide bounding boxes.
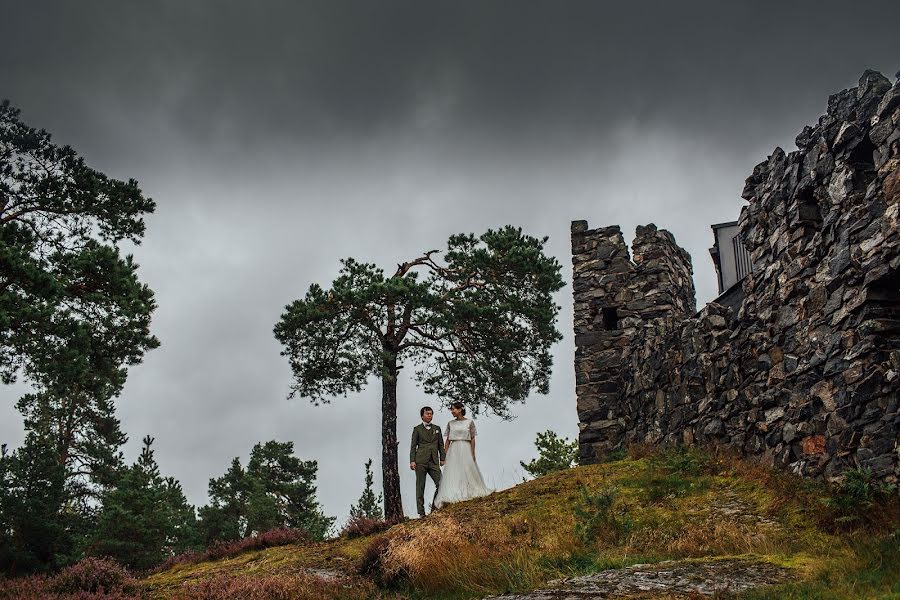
[415,461,442,516]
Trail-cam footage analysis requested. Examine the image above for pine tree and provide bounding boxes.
[17,388,127,509]
[0,99,158,397]
[349,458,384,520]
[199,441,334,544]
[0,433,71,574]
[520,430,579,479]
[274,226,565,519]
[87,436,199,571]
[1,99,159,572]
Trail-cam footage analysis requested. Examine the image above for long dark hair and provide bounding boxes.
[451,401,466,416]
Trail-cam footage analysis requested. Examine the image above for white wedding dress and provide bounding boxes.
[433,417,493,508]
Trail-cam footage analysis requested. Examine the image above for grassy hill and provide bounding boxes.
[142,447,899,599]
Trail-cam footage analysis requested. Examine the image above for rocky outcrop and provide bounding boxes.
[573,70,900,482]
[487,558,794,599]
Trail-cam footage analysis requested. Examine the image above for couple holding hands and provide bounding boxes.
[409,402,493,517]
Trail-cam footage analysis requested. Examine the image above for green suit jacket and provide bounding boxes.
[410,423,446,465]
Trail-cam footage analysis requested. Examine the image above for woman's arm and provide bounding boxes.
[469,420,477,460]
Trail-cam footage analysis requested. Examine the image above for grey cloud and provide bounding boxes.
[4,1,898,155]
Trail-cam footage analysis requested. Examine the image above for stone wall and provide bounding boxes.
[573,70,900,482]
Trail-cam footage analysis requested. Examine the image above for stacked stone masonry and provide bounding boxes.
[573,70,900,482]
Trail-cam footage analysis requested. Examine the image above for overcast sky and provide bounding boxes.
[1,1,897,523]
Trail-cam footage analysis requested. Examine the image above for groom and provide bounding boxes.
[409,406,446,517]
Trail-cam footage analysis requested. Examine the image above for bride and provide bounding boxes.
[433,402,493,508]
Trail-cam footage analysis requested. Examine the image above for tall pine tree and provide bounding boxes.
[1,99,159,572]
[275,226,565,519]
[17,388,127,510]
[0,100,158,393]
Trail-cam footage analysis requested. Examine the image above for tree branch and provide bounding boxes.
[393,249,442,278]
[395,302,415,343]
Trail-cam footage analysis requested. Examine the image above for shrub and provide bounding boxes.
[822,468,898,528]
[340,515,394,539]
[573,485,633,545]
[49,558,135,595]
[0,559,138,599]
[598,447,628,463]
[0,575,49,600]
[357,535,401,587]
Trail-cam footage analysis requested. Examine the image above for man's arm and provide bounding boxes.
[409,426,418,468]
[437,423,446,463]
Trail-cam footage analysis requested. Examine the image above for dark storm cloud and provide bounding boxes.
[1,1,897,520]
[4,0,898,155]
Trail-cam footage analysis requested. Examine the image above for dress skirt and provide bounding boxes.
[433,440,493,508]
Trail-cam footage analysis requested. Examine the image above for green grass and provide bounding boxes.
[740,532,900,599]
[142,446,900,600]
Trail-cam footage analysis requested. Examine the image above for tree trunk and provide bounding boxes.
[381,351,404,521]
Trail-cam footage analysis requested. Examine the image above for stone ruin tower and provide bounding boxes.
[571,222,696,463]
[572,70,900,481]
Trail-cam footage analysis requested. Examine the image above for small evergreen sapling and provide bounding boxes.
[343,458,391,538]
[520,430,578,479]
[350,458,384,521]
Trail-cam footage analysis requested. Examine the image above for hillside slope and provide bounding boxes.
[143,448,899,599]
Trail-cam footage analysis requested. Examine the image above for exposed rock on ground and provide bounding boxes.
[488,558,793,599]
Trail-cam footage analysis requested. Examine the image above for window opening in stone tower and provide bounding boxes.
[602,307,619,331]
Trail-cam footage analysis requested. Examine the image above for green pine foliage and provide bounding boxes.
[520,430,578,479]
[349,459,384,520]
[17,388,128,509]
[0,99,158,396]
[199,441,334,544]
[0,434,72,574]
[274,227,565,415]
[86,436,200,571]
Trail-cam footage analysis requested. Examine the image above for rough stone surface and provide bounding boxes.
[573,70,900,483]
[487,559,793,599]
